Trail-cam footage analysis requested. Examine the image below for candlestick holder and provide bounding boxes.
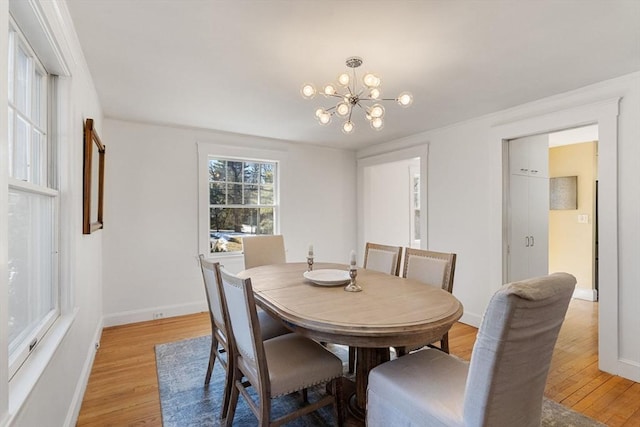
[344,267,362,292]
[306,256,314,271]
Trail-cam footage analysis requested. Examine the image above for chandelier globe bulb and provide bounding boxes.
[318,111,332,125]
[342,121,355,134]
[397,91,413,107]
[323,84,337,96]
[370,117,384,131]
[336,102,350,117]
[369,104,385,119]
[363,73,381,88]
[337,73,350,86]
[301,83,316,99]
[370,88,381,99]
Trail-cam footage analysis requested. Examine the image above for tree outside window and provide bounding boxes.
[208,158,277,253]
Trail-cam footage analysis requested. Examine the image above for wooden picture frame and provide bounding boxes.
[83,118,105,234]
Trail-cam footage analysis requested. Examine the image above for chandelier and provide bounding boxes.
[300,56,413,134]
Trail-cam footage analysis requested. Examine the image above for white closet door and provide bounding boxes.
[528,176,550,277]
[509,174,531,282]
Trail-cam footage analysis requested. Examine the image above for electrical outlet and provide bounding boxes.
[153,312,164,320]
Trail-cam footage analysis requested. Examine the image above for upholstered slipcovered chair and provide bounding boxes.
[367,272,576,427]
[217,265,345,427]
[242,235,286,269]
[198,255,289,419]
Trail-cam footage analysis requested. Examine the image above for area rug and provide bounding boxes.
[155,335,606,427]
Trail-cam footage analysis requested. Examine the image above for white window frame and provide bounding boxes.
[6,18,60,380]
[206,157,278,254]
[409,163,421,248]
[3,1,75,418]
[197,141,284,263]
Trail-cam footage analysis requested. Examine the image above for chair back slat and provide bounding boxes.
[463,272,576,427]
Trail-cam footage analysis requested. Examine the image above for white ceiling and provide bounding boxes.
[549,124,598,147]
[64,0,640,150]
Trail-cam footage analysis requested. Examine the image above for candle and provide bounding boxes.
[308,244,314,257]
[350,250,356,266]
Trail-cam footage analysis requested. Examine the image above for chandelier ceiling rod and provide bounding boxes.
[301,56,413,134]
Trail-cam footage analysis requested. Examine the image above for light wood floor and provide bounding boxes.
[77,299,640,426]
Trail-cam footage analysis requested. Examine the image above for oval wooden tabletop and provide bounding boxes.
[239,262,464,348]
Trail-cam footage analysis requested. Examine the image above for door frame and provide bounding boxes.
[488,98,619,375]
[356,144,429,263]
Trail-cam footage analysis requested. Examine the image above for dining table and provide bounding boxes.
[237,261,463,420]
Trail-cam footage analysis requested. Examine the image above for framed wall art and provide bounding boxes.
[83,118,105,234]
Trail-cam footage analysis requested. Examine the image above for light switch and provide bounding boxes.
[578,214,589,224]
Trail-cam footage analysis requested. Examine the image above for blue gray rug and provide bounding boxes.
[155,335,606,427]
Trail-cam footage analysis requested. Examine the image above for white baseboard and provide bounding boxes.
[64,317,103,427]
[572,287,598,301]
[102,301,208,327]
[617,358,640,383]
[459,311,482,328]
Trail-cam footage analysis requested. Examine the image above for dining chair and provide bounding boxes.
[363,242,403,275]
[216,264,345,427]
[242,234,287,269]
[398,248,457,354]
[198,255,289,419]
[367,272,576,427]
[347,242,403,373]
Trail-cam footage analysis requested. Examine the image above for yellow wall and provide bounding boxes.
[548,142,597,292]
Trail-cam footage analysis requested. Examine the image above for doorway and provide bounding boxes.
[507,125,599,300]
[362,158,420,249]
[356,145,428,261]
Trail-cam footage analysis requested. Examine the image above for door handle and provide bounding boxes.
[525,236,530,247]
[530,235,535,247]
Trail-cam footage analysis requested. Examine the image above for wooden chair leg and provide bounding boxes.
[205,337,218,385]
[348,347,355,374]
[224,369,241,427]
[220,357,233,419]
[302,388,309,403]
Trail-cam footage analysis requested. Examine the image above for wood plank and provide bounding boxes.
[77,300,640,426]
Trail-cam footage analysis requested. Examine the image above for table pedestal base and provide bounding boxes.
[346,347,390,421]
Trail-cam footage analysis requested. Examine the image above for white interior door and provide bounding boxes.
[528,176,550,277]
[508,174,530,281]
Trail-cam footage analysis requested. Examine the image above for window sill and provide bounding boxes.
[7,308,78,422]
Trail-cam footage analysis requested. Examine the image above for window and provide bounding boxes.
[412,172,421,241]
[207,158,278,254]
[7,21,59,378]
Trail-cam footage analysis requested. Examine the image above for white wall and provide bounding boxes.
[358,72,640,382]
[102,119,357,325]
[0,1,104,426]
